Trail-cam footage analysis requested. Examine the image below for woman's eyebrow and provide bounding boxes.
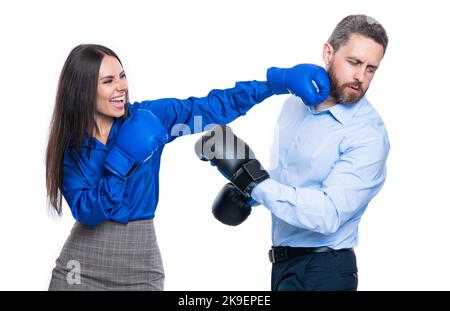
[99,70,125,80]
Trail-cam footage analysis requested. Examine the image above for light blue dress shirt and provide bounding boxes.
[251,95,390,249]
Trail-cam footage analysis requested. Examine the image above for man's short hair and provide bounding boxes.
[328,15,388,55]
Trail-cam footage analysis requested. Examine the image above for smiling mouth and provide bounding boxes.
[110,95,126,104]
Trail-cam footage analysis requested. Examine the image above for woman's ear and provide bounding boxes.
[322,43,333,68]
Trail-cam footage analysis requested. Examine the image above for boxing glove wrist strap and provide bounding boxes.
[104,146,138,178]
[267,67,289,95]
[230,159,270,197]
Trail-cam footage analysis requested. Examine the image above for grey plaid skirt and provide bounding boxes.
[48,219,164,291]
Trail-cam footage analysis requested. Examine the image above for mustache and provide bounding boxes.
[341,81,362,90]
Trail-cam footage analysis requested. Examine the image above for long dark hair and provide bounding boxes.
[46,44,126,215]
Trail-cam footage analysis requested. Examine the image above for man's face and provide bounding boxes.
[324,33,384,104]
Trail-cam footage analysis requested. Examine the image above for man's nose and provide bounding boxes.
[353,68,365,82]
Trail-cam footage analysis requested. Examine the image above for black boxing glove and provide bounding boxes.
[195,125,269,198]
[212,183,257,226]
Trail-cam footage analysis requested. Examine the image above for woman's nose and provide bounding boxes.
[117,79,128,91]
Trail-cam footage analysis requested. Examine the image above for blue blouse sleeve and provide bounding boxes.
[62,150,130,227]
[129,81,272,142]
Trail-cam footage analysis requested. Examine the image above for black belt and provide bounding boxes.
[268,246,353,263]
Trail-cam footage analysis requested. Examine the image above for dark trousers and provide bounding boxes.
[271,249,358,291]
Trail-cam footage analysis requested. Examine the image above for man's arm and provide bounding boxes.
[251,133,390,235]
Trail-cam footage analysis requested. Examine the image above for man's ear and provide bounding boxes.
[322,43,333,68]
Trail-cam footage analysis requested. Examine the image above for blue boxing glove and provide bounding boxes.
[104,109,169,178]
[267,64,330,106]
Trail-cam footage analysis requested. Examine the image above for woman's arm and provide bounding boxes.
[62,152,130,227]
[131,80,272,142]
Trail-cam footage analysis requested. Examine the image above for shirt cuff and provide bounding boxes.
[251,178,277,205]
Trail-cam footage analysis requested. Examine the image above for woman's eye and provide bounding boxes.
[103,80,112,84]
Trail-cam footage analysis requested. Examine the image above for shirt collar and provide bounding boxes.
[308,97,367,126]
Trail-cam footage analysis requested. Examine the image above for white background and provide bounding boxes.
[1,0,449,290]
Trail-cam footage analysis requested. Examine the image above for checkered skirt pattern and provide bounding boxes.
[49,219,164,291]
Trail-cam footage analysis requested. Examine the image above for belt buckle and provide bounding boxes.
[269,247,276,263]
[269,246,288,263]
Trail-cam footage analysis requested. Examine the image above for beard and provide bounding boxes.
[328,63,367,104]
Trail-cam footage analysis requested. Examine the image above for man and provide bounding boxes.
[196,14,389,291]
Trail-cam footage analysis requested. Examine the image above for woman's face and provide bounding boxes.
[96,55,128,118]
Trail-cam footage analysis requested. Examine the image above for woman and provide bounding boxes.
[45,44,275,291]
[46,44,327,290]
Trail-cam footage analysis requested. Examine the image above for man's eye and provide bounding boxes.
[120,74,126,79]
